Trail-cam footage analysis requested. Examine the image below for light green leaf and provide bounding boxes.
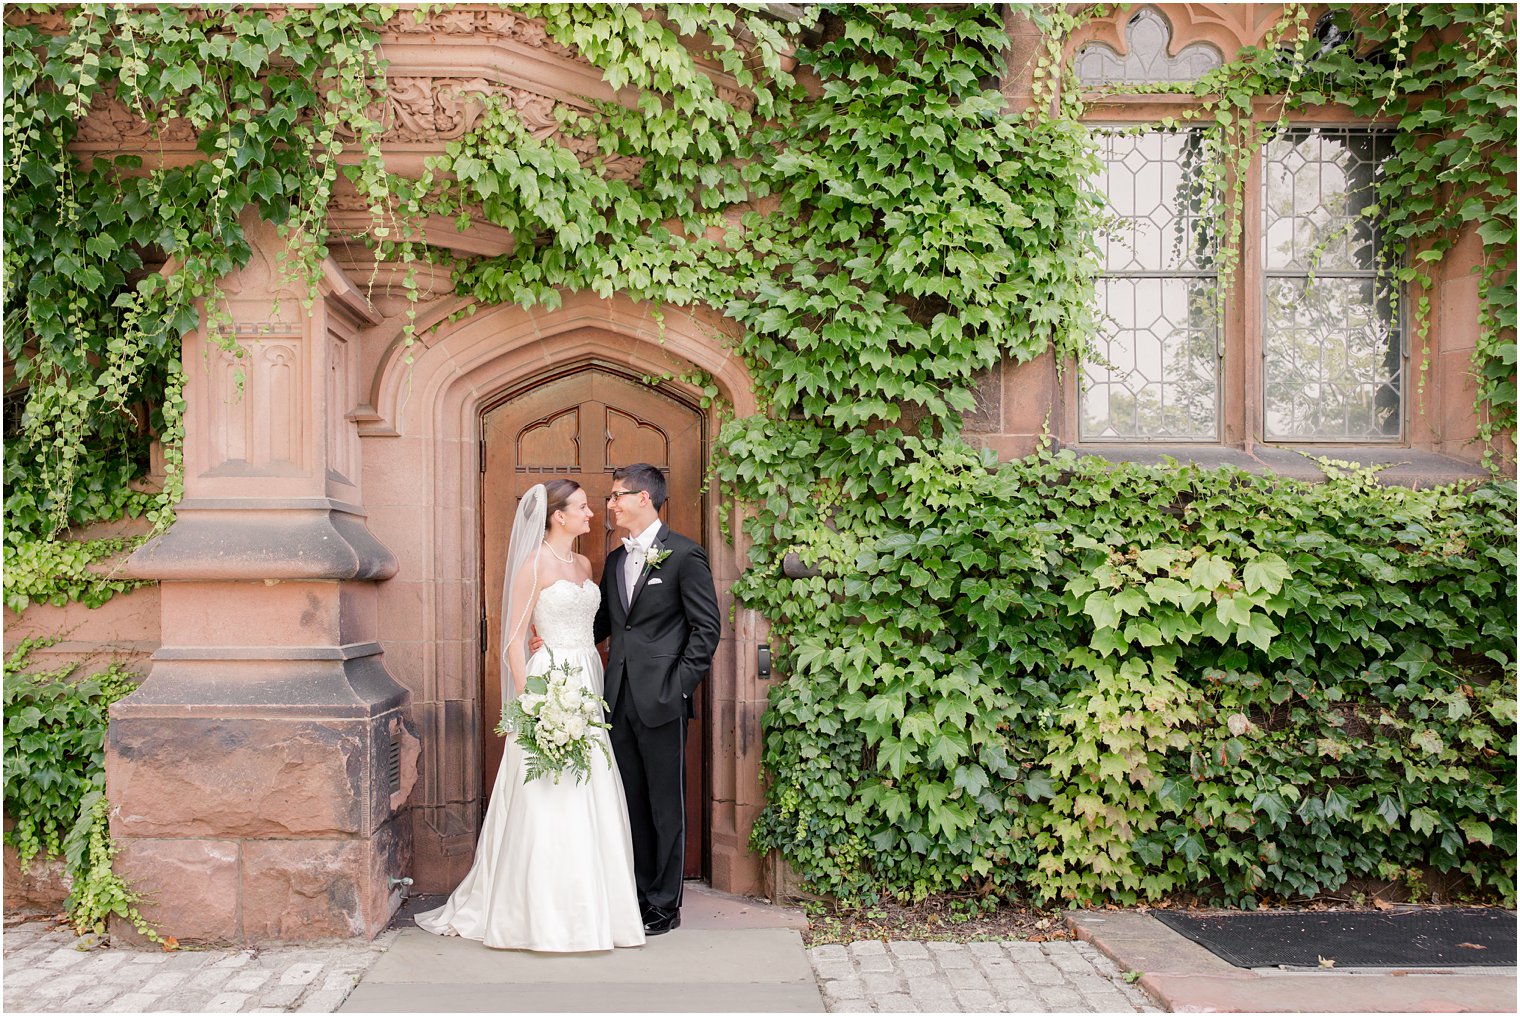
[1243,554,1290,595]
[878,736,919,778]
[1190,554,1233,590]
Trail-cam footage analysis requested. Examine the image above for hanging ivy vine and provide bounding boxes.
[1296,5,1516,463]
[2,3,402,934]
[439,4,1100,437]
[3,3,395,610]
[734,443,1515,906]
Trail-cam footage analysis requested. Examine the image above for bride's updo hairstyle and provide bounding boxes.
[543,478,582,531]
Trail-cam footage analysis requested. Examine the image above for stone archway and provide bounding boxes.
[359,294,770,897]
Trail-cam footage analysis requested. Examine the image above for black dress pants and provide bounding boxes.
[609,684,687,910]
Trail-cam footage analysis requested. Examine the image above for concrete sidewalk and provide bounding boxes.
[339,885,824,1013]
[1070,910,1518,1013]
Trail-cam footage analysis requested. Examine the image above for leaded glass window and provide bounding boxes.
[1082,129,1220,441]
[1075,8,1223,86]
[1262,128,1401,441]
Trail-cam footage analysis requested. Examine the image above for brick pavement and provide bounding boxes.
[3,916,390,1014]
[808,938,1162,1013]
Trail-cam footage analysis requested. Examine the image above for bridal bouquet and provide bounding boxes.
[496,652,611,785]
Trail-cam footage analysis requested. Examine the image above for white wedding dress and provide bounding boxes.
[415,579,645,951]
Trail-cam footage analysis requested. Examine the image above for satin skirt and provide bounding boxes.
[414,646,645,951]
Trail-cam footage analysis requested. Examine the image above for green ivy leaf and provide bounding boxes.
[1243,554,1290,595]
[1022,771,1057,801]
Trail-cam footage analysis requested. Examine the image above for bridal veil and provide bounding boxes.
[499,482,546,722]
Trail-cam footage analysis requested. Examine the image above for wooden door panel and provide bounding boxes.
[481,366,707,878]
[517,407,581,468]
[607,407,673,467]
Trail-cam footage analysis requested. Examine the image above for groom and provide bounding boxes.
[594,463,721,935]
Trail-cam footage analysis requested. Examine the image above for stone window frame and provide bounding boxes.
[1079,120,1405,446]
[1061,13,1409,454]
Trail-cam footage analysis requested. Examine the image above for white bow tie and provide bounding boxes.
[622,537,643,555]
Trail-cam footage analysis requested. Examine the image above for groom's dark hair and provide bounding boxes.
[614,463,667,509]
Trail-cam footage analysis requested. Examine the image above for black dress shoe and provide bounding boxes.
[643,906,680,935]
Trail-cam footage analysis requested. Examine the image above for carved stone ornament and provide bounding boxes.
[3,9,67,31]
[75,88,198,145]
[73,71,643,187]
[380,76,561,143]
[356,77,644,180]
[382,6,577,60]
[1076,7,1224,85]
[715,84,758,115]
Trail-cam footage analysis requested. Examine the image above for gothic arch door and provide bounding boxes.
[480,363,708,878]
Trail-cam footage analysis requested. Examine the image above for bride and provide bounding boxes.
[415,480,645,951]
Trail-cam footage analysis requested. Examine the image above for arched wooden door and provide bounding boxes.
[481,364,707,878]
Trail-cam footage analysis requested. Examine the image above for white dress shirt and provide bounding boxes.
[622,518,663,603]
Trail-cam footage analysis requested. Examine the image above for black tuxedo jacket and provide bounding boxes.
[593,524,721,727]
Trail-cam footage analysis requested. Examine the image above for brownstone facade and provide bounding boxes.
[5,5,1508,941]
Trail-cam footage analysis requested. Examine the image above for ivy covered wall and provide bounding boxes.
[3,3,1515,917]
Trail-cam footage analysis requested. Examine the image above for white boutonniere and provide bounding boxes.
[645,546,673,570]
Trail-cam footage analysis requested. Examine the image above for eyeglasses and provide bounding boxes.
[606,489,640,502]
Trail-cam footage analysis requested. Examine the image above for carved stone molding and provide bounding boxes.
[1071,3,1288,68]
[3,9,67,31]
[716,85,758,114]
[221,321,302,338]
[380,76,558,142]
[74,74,644,185]
[369,77,644,181]
[381,6,577,60]
[74,89,197,145]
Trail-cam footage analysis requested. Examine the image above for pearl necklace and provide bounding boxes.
[542,540,576,564]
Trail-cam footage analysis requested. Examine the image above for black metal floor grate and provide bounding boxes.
[1153,908,1517,968]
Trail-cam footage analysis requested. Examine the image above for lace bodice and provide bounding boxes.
[533,579,600,653]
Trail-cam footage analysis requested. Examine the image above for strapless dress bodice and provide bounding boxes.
[533,579,600,653]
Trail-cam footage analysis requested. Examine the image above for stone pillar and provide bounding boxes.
[1003,4,1049,117]
[109,220,418,943]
